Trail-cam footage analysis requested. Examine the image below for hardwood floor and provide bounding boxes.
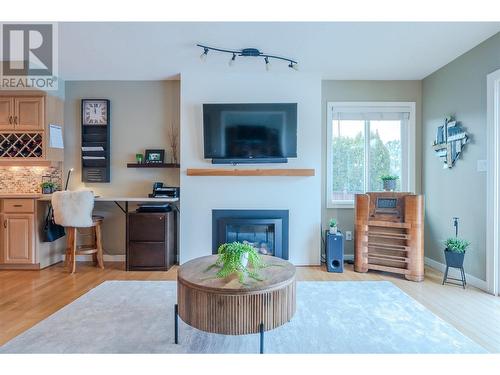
[1,261,500,352]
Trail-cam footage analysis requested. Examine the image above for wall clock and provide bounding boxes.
[82,99,110,125]
[81,99,111,183]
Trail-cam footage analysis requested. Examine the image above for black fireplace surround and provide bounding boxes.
[212,209,289,260]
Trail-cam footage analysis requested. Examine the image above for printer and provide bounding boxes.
[149,182,180,199]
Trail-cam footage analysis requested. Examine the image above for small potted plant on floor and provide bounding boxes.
[210,241,265,283]
[329,218,338,234]
[380,175,399,191]
[443,237,470,268]
[40,181,56,194]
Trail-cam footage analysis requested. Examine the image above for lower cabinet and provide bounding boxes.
[1,213,35,264]
[126,212,175,271]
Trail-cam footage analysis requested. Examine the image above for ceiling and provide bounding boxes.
[59,22,500,81]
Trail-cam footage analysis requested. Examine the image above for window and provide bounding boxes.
[326,102,416,208]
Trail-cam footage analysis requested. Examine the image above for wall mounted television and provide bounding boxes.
[203,103,298,164]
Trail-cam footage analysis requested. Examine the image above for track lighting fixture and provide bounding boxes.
[229,53,236,67]
[265,56,270,71]
[197,44,298,71]
[200,47,209,62]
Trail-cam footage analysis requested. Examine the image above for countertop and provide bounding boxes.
[0,193,43,199]
[0,194,179,203]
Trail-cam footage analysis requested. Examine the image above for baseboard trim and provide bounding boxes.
[63,254,125,262]
[424,257,487,291]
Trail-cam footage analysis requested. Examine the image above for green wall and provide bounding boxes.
[422,32,500,280]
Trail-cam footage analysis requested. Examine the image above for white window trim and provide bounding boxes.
[326,101,416,209]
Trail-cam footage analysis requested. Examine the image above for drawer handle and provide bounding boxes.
[13,204,23,207]
[3,220,6,228]
[8,116,13,124]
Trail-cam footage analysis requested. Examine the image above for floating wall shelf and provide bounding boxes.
[186,168,315,176]
[127,163,181,169]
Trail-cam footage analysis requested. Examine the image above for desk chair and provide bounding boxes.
[52,190,104,273]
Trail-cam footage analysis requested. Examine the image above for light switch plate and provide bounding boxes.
[477,159,487,172]
[345,231,352,241]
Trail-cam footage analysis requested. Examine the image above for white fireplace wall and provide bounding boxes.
[180,70,322,265]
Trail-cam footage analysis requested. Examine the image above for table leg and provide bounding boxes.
[174,304,179,344]
[259,322,264,354]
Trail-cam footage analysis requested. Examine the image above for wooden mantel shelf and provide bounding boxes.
[186,168,315,177]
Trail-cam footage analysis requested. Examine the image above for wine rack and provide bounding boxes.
[0,132,44,158]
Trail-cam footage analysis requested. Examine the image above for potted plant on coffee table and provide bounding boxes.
[380,174,399,191]
[209,241,265,283]
[329,218,338,234]
[443,237,470,269]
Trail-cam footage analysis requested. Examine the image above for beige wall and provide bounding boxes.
[422,32,500,280]
[64,80,180,254]
[321,80,422,256]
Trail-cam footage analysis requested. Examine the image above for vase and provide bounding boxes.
[329,226,337,235]
[383,179,396,191]
[444,249,465,268]
[42,186,52,194]
[240,252,249,268]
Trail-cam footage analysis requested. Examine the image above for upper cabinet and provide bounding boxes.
[0,92,63,163]
[15,97,44,131]
[0,97,14,129]
[0,95,44,131]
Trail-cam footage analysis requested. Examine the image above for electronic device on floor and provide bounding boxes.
[325,231,344,273]
[149,182,180,198]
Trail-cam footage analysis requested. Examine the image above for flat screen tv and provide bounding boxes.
[203,103,297,164]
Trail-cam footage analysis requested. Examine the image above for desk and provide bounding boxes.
[38,195,180,269]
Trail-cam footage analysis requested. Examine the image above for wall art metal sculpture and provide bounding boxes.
[432,117,469,169]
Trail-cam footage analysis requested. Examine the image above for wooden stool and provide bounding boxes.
[65,216,104,273]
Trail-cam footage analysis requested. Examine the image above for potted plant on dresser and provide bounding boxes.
[380,175,399,191]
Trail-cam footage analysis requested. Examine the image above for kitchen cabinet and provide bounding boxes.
[0,97,14,129]
[0,95,44,131]
[1,213,35,264]
[0,197,66,269]
[0,91,63,163]
[15,97,45,130]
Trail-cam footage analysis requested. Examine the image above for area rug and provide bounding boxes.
[0,280,486,354]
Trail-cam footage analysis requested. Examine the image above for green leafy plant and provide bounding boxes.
[40,181,55,189]
[444,238,470,254]
[210,242,265,283]
[380,174,399,181]
[329,218,337,228]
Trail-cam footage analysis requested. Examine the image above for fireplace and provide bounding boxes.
[212,210,289,259]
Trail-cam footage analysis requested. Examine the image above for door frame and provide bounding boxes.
[486,68,500,296]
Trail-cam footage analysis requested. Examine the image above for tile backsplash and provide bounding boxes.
[0,165,63,194]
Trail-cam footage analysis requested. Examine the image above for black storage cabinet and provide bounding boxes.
[126,212,175,271]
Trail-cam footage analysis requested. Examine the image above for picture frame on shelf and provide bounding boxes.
[145,149,165,164]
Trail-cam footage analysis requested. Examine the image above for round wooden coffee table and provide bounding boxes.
[175,255,296,353]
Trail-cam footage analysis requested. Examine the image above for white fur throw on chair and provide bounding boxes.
[52,190,95,228]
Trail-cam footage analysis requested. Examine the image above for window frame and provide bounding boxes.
[326,101,416,209]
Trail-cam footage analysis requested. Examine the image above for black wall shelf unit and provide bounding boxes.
[81,99,111,183]
[126,163,180,169]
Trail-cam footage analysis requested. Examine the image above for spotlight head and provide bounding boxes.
[265,57,270,71]
[200,48,208,62]
[289,62,299,71]
[228,53,236,67]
